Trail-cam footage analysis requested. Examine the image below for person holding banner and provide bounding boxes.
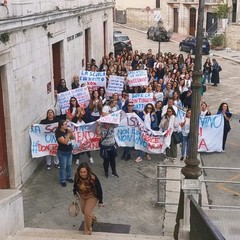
[72,108,94,165]
[67,97,81,121]
[159,106,180,164]
[179,109,191,161]
[217,103,232,151]
[55,119,75,187]
[96,122,119,178]
[89,90,103,122]
[135,103,157,163]
[40,109,60,170]
[101,99,118,117]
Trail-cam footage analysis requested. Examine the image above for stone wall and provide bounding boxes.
[123,8,162,31]
[0,4,113,188]
[225,24,240,50]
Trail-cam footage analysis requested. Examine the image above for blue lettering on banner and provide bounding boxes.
[31,141,39,154]
[199,115,222,128]
[31,126,41,133]
[45,134,56,143]
[135,130,147,147]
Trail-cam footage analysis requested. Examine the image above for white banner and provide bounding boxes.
[129,93,154,111]
[198,114,223,152]
[106,75,124,97]
[29,113,224,158]
[57,86,90,114]
[80,70,106,88]
[127,70,148,87]
[29,121,100,158]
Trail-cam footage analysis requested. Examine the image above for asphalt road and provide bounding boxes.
[114,24,240,209]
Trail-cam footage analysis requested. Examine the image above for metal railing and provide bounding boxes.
[157,164,240,209]
[189,195,226,240]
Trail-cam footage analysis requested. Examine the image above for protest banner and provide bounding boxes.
[106,75,124,97]
[98,110,122,125]
[57,86,90,114]
[128,93,154,111]
[115,113,172,154]
[29,121,100,158]
[127,70,148,87]
[30,113,224,158]
[198,114,223,152]
[80,70,106,88]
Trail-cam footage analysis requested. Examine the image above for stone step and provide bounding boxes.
[8,228,174,240]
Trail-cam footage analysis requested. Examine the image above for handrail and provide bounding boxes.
[189,195,226,240]
[157,164,240,209]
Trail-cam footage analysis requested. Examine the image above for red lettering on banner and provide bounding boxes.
[38,143,58,154]
[198,139,208,150]
[199,127,203,137]
[165,128,172,137]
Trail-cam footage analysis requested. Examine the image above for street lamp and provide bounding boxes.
[157,20,163,54]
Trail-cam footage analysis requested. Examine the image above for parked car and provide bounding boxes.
[113,33,132,46]
[179,36,210,55]
[113,41,132,58]
[147,26,172,42]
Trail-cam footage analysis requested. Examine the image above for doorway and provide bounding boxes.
[52,42,62,90]
[103,21,107,57]
[189,8,196,36]
[173,8,179,33]
[206,12,218,38]
[0,67,9,189]
[85,28,91,66]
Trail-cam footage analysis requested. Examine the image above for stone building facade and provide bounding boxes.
[115,0,240,49]
[0,0,115,189]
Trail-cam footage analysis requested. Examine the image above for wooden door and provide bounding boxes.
[85,28,90,66]
[0,68,9,189]
[173,8,179,33]
[103,21,107,57]
[189,8,196,36]
[206,12,218,38]
[52,42,61,90]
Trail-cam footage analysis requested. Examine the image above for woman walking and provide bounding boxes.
[73,162,103,235]
[211,58,221,86]
[96,122,119,178]
[217,103,232,151]
[55,119,75,187]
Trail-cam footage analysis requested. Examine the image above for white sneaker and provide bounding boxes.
[172,158,177,164]
[163,158,169,163]
[89,157,94,164]
[76,159,79,165]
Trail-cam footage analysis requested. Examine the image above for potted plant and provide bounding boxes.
[210,34,225,50]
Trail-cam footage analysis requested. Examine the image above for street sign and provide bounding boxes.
[154,10,162,22]
[146,6,150,12]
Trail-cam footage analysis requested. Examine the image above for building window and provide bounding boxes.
[156,0,160,8]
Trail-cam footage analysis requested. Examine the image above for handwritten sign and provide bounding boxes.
[128,93,154,111]
[128,70,148,87]
[80,70,106,88]
[198,114,223,152]
[57,86,90,114]
[29,122,100,158]
[106,75,124,97]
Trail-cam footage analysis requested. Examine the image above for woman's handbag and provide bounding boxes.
[68,199,80,217]
[172,131,183,144]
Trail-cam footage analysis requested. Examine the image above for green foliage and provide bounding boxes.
[211,34,224,46]
[215,3,229,19]
[0,33,10,44]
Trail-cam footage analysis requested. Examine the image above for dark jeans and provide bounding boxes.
[101,147,117,174]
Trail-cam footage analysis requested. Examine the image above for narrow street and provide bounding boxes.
[114,24,240,208]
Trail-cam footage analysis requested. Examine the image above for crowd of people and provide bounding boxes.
[37,48,232,236]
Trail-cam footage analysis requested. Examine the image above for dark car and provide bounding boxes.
[113,41,133,57]
[179,36,210,55]
[147,26,172,42]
